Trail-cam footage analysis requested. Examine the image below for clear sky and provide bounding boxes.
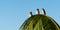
[0,0,60,30]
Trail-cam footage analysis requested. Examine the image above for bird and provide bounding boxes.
[36,9,40,14]
[42,8,46,15]
[29,12,32,17]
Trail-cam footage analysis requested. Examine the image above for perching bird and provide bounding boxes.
[36,9,40,14]
[42,8,46,15]
[29,12,32,17]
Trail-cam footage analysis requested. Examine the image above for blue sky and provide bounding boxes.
[0,0,60,30]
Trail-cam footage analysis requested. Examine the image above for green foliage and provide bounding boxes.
[19,14,60,30]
